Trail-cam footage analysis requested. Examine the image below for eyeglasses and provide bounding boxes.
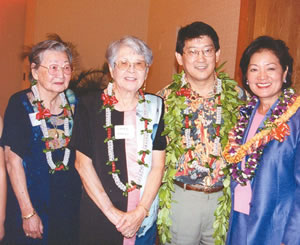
[115,60,147,71]
[39,64,73,75]
[183,47,215,58]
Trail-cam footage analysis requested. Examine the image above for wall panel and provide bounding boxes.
[0,0,26,116]
[235,0,300,91]
[147,0,241,92]
[31,0,150,71]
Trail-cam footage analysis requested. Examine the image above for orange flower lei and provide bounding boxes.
[223,95,300,164]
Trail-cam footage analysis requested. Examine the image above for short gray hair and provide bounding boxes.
[28,39,72,82]
[105,36,153,69]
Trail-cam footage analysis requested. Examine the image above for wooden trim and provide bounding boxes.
[234,0,256,84]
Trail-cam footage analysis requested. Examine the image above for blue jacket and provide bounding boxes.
[226,98,300,245]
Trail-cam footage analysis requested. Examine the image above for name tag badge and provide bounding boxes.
[29,112,41,127]
[115,125,135,139]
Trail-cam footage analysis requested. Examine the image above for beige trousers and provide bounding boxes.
[166,184,223,245]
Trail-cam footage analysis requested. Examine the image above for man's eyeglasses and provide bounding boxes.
[115,60,148,71]
[39,64,73,75]
[183,47,215,58]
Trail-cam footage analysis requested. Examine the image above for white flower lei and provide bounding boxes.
[105,82,149,194]
[181,74,222,166]
[31,85,70,171]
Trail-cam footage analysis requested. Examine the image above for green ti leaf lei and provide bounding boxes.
[157,71,245,245]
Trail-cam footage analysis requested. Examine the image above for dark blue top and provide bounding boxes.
[2,89,81,245]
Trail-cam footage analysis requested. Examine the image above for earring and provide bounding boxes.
[283,79,287,83]
[246,79,249,85]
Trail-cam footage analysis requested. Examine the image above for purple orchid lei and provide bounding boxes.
[229,88,296,185]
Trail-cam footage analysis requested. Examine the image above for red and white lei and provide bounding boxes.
[178,73,222,171]
[102,82,151,196]
[31,85,71,174]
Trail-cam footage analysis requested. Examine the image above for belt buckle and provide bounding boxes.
[203,186,211,193]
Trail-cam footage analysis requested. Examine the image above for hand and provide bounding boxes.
[0,223,5,241]
[22,214,43,239]
[116,205,146,238]
[106,206,125,226]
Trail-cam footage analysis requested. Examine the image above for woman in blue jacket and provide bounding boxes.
[224,36,300,245]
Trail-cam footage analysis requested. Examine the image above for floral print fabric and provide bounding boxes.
[158,85,225,187]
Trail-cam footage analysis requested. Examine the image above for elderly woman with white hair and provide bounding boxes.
[2,39,81,245]
[69,36,166,244]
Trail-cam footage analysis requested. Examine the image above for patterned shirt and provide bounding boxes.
[158,79,244,187]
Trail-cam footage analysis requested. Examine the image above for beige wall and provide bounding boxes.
[2,0,241,116]
[147,0,241,92]
[0,0,26,116]
[25,0,150,77]
[24,0,241,93]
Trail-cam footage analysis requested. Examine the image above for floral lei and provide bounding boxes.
[31,85,71,174]
[157,71,245,245]
[178,73,222,173]
[101,82,152,197]
[223,88,300,185]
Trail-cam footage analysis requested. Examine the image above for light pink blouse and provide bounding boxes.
[234,111,264,215]
[123,110,141,245]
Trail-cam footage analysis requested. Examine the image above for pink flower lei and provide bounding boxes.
[101,82,151,196]
[227,88,296,185]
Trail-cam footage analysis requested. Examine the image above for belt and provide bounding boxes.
[174,180,223,194]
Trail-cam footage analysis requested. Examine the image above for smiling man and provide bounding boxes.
[158,21,244,245]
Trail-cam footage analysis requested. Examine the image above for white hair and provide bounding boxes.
[105,35,153,68]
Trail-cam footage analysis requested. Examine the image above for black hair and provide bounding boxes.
[176,21,220,55]
[240,36,293,94]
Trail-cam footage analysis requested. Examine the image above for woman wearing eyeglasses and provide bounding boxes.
[2,39,81,245]
[69,36,166,245]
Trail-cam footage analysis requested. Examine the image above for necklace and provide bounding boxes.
[49,116,60,139]
[102,82,151,196]
[223,88,299,185]
[158,70,245,245]
[178,73,223,171]
[31,85,71,174]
